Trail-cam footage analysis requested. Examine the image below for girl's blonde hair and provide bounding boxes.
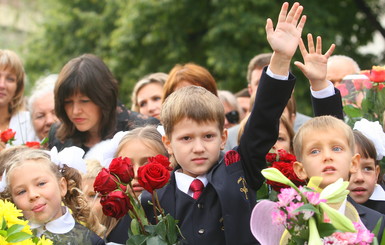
[0,146,101,234]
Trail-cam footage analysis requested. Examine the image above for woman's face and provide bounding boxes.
[137,83,163,119]
[0,69,17,109]
[64,93,102,135]
[32,92,59,140]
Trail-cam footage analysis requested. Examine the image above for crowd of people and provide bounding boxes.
[0,2,385,245]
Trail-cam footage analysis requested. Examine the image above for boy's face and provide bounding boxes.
[163,118,227,178]
[348,154,380,204]
[294,128,359,189]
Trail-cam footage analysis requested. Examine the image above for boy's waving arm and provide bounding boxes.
[240,2,304,190]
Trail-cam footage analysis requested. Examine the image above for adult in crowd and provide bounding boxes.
[326,54,360,86]
[48,54,159,153]
[162,63,218,102]
[28,74,59,141]
[0,49,36,147]
[131,72,168,120]
[235,88,250,115]
[218,90,245,129]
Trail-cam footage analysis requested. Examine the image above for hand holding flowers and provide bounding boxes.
[94,154,184,245]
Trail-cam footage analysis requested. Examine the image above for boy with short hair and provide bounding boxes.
[293,115,385,237]
[141,2,305,244]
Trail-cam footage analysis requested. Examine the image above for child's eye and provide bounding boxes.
[277,136,285,142]
[153,96,161,102]
[332,146,342,152]
[81,99,90,103]
[182,136,191,141]
[139,101,147,107]
[64,100,73,105]
[38,181,46,187]
[205,134,214,139]
[16,190,26,195]
[363,167,374,172]
[310,149,320,154]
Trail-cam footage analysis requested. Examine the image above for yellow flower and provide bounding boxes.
[0,200,32,235]
[36,236,53,245]
[0,235,8,244]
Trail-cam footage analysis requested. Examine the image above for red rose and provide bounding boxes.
[109,157,135,184]
[265,152,278,164]
[25,141,41,149]
[148,154,172,171]
[137,162,170,193]
[277,149,296,163]
[100,190,132,219]
[1,129,16,144]
[94,168,119,195]
[370,67,385,83]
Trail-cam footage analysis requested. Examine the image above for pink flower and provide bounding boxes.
[286,202,304,219]
[277,188,299,207]
[336,83,349,97]
[271,208,286,225]
[302,191,325,205]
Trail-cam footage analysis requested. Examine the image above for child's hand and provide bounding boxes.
[266,2,306,75]
[294,34,335,91]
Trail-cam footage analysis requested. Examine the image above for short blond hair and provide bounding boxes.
[161,86,224,137]
[293,116,355,161]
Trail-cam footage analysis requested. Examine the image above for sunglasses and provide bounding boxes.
[225,110,240,124]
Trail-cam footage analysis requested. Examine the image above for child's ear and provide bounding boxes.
[220,128,228,150]
[375,165,381,180]
[350,153,360,175]
[162,135,173,155]
[59,177,67,198]
[293,161,308,180]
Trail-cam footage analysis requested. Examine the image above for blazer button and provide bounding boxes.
[197,203,204,209]
[198,229,205,234]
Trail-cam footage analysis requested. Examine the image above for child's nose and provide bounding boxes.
[193,139,205,153]
[29,189,40,201]
[353,169,364,182]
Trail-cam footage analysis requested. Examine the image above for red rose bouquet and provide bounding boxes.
[94,155,184,245]
[257,149,305,200]
[336,66,385,127]
[1,129,16,145]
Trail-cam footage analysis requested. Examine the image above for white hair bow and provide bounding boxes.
[354,118,385,160]
[49,146,87,173]
[0,170,7,193]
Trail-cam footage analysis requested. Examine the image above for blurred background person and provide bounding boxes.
[326,55,360,86]
[131,72,168,120]
[28,74,59,141]
[0,49,36,147]
[218,90,245,129]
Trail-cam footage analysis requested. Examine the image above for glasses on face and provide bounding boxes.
[225,110,240,124]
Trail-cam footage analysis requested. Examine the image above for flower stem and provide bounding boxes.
[152,192,159,223]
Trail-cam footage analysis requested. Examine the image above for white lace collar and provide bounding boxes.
[29,206,75,236]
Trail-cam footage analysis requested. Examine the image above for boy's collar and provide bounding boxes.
[369,184,385,201]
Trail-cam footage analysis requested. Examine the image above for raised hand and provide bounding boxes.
[294,34,335,91]
[266,2,307,75]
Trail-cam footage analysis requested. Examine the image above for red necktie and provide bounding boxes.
[190,179,204,200]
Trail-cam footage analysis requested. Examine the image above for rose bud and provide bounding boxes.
[94,168,119,195]
[109,157,135,184]
[148,155,172,171]
[1,129,16,144]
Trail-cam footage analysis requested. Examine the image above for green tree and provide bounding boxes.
[24,0,385,115]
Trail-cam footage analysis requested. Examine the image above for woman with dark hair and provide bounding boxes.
[49,54,158,153]
[0,49,36,147]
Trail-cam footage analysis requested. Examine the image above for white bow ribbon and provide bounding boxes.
[0,170,7,193]
[354,118,385,160]
[49,146,87,173]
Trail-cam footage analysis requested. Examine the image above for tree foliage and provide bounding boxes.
[24,0,384,114]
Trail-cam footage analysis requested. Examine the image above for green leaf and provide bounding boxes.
[165,214,177,243]
[0,230,7,237]
[146,236,168,245]
[130,218,141,236]
[155,219,167,241]
[7,224,25,236]
[126,234,148,245]
[144,224,156,235]
[294,203,320,215]
[256,182,269,200]
[343,104,362,118]
[317,222,337,237]
[6,232,33,243]
[373,216,383,238]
